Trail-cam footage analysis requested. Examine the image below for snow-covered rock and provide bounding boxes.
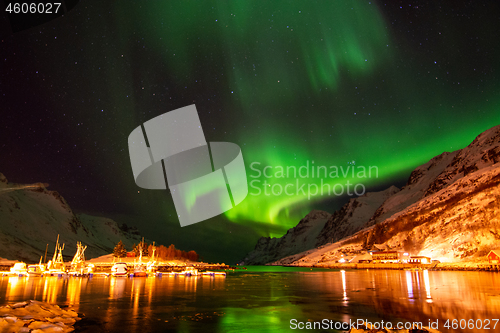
[0,300,80,333]
[238,210,331,265]
[0,174,143,262]
[316,186,400,246]
[365,151,458,227]
[424,124,500,196]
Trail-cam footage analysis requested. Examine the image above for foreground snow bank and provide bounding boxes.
[0,300,80,332]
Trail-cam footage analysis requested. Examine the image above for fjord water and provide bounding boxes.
[0,267,498,332]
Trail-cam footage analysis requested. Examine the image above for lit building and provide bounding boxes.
[371,251,410,263]
[409,256,431,264]
[487,250,500,264]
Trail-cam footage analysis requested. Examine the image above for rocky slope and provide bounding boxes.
[238,210,330,265]
[315,186,399,246]
[243,124,500,265]
[273,124,500,265]
[275,163,500,265]
[0,173,143,262]
[364,151,458,228]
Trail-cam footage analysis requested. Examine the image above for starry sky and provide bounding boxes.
[1,0,499,263]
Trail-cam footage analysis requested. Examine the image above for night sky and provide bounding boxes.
[1,1,499,263]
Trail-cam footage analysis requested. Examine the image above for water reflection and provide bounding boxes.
[341,270,347,303]
[406,270,414,300]
[423,270,432,302]
[2,276,77,305]
[109,276,126,300]
[0,270,498,332]
[294,270,500,333]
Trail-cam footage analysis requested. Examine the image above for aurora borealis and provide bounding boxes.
[1,1,500,263]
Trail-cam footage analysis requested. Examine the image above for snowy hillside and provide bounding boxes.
[0,173,143,262]
[272,125,500,265]
[274,163,500,265]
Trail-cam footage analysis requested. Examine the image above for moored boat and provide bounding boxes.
[146,245,157,275]
[131,241,148,277]
[111,262,129,277]
[26,257,46,277]
[9,262,27,276]
[132,264,147,277]
[202,271,227,277]
[68,242,88,276]
[27,264,44,277]
[46,235,67,276]
[172,266,199,276]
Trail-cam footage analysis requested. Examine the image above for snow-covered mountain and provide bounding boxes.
[0,173,143,262]
[243,124,500,265]
[239,210,331,265]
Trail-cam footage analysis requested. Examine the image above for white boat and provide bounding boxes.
[202,271,227,277]
[111,262,129,277]
[27,257,46,277]
[9,262,27,276]
[27,264,44,277]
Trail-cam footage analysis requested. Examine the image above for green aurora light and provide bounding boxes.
[102,1,500,237]
[7,1,496,247]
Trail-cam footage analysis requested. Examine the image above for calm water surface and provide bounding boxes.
[0,267,499,332]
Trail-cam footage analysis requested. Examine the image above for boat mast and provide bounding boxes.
[139,243,143,263]
[43,244,48,264]
[51,234,60,263]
